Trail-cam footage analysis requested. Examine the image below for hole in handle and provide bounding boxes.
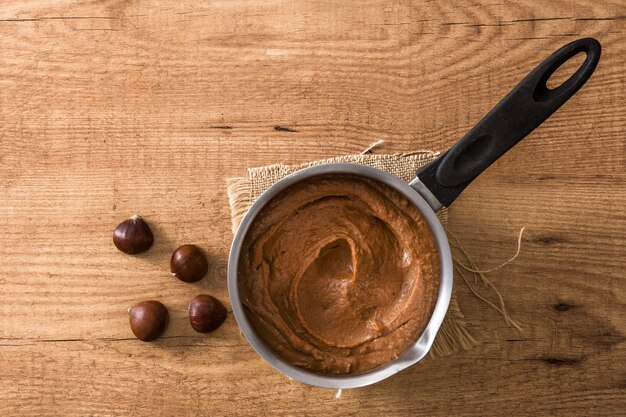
[533,42,596,103]
[546,51,586,90]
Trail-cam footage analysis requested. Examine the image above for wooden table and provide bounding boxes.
[1,1,624,415]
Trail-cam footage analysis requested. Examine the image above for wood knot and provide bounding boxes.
[542,356,583,366]
[553,302,575,312]
[532,234,569,245]
[274,125,298,132]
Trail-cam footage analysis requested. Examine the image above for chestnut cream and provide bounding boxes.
[239,175,439,374]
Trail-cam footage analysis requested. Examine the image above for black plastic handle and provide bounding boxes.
[416,38,601,208]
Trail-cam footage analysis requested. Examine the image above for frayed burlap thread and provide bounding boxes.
[226,151,478,358]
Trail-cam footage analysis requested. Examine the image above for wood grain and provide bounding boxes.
[0,0,624,415]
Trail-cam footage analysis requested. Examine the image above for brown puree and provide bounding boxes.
[238,175,440,375]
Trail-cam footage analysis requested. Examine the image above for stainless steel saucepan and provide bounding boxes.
[227,38,601,389]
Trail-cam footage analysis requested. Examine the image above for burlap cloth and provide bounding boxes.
[226,150,478,358]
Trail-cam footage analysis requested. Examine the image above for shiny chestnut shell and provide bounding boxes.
[128,300,169,341]
[170,244,208,283]
[113,215,154,254]
[188,295,227,333]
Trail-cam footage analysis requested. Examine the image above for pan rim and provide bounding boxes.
[227,163,453,389]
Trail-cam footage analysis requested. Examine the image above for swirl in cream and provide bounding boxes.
[239,175,440,374]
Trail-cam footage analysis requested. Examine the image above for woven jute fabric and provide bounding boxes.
[226,151,477,358]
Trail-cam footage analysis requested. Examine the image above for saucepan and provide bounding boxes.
[227,38,601,389]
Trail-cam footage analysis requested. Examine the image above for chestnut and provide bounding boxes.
[188,294,227,333]
[113,215,154,254]
[128,300,168,341]
[170,244,208,283]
